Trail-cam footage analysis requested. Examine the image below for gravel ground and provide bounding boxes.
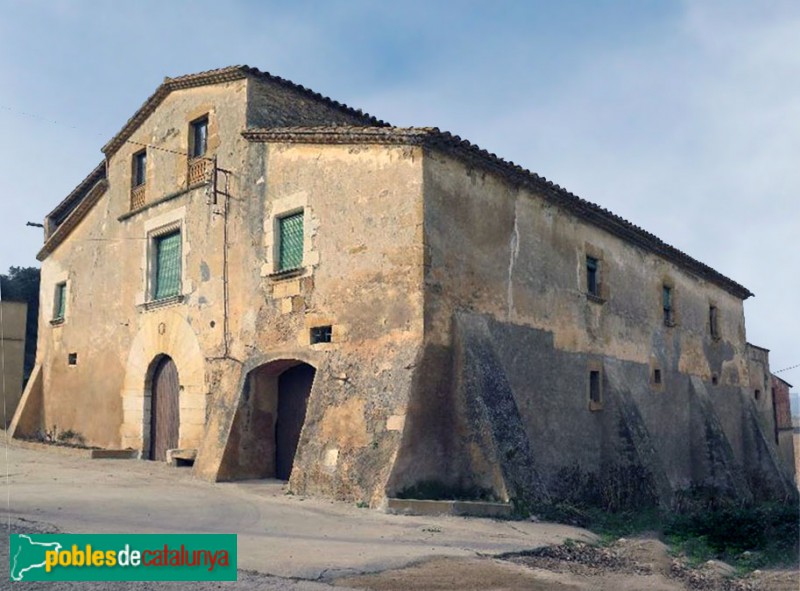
[3,518,798,591]
[0,518,344,591]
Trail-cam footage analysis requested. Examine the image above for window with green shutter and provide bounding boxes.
[278,212,304,271]
[53,282,67,321]
[154,231,181,300]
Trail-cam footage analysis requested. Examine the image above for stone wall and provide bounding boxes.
[0,301,27,426]
[246,78,379,128]
[196,141,425,505]
[31,75,408,488]
[396,147,795,507]
[772,375,796,482]
[35,79,251,449]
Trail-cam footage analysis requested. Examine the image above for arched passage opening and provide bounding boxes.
[145,354,180,461]
[218,359,316,481]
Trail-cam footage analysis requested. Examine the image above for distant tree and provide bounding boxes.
[0,266,40,380]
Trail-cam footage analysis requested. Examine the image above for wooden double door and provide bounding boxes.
[149,356,180,461]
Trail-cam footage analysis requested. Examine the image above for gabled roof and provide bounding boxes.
[243,126,753,300]
[101,65,388,157]
[40,66,390,260]
[37,161,108,261]
[773,375,794,389]
[45,161,106,230]
[38,174,108,262]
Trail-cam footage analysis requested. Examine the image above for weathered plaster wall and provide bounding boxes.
[406,148,792,507]
[36,79,251,448]
[744,345,784,469]
[193,141,426,505]
[0,301,27,425]
[33,78,420,504]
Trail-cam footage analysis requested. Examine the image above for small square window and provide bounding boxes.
[712,374,719,386]
[68,352,78,366]
[310,325,332,344]
[654,369,662,385]
[132,150,147,187]
[153,231,182,300]
[191,117,208,158]
[662,285,674,326]
[754,389,761,401]
[53,282,67,321]
[278,212,304,272]
[586,256,600,297]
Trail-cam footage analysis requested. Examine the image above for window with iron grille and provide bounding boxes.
[278,212,304,272]
[133,150,147,187]
[310,325,332,344]
[191,117,208,158]
[153,231,181,300]
[53,282,67,321]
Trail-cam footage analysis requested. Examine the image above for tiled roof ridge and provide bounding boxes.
[101,65,389,157]
[243,125,753,300]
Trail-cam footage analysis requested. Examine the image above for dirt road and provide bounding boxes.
[1,438,797,590]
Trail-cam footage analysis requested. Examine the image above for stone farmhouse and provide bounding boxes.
[11,66,796,509]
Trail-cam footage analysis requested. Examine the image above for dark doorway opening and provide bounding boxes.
[149,356,180,461]
[275,364,315,480]
[217,360,316,482]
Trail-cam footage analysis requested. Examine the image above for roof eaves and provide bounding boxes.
[747,342,771,353]
[242,126,431,144]
[424,130,753,300]
[101,66,247,157]
[38,179,108,261]
[102,65,390,159]
[243,125,753,300]
[46,161,107,222]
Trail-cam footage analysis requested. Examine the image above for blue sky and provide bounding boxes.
[0,0,798,378]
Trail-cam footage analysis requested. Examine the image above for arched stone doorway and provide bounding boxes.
[146,355,180,461]
[217,359,316,481]
[120,313,205,457]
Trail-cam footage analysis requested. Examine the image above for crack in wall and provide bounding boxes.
[507,199,520,322]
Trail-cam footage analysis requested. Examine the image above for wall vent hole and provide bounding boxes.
[310,325,332,344]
